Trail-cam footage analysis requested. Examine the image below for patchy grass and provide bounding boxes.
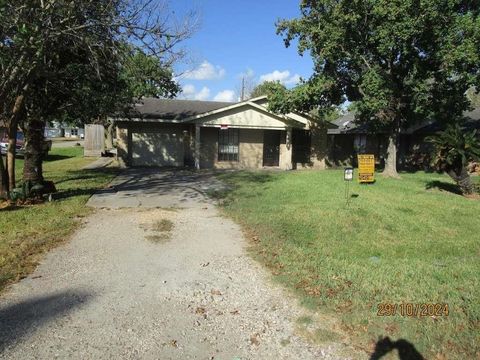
[0,147,118,292]
[215,170,480,359]
[152,219,174,233]
[296,315,314,326]
[140,218,174,244]
[145,234,170,243]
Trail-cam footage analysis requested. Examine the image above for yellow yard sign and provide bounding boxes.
[358,154,375,183]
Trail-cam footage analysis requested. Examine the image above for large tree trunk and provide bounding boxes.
[23,118,45,183]
[6,125,17,189]
[0,154,7,198]
[383,131,400,178]
[447,167,475,196]
[5,94,25,190]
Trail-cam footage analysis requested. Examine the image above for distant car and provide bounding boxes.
[0,131,51,157]
[0,131,25,156]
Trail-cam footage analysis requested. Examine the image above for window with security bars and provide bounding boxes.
[218,128,239,161]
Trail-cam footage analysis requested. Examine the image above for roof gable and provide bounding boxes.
[182,101,308,129]
[193,103,297,129]
[249,96,268,106]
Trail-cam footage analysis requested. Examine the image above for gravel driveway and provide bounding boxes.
[0,169,354,359]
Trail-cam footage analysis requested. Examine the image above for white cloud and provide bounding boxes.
[180,84,211,101]
[183,61,226,80]
[285,74,301,85]
[194,86,211,100]
[213,90,236,102]
[259,70,301,86]
[182,84,196,96]
[260,70,290,83]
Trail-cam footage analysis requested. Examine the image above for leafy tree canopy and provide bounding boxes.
[250,81,286,99]
[271,0,480,175]
[0,0,196,187]
[1,0,195,127]
[121,49,180,100]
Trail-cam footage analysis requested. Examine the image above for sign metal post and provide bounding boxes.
[344,167,353,206]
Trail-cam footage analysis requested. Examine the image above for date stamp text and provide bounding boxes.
[377,303,449,317]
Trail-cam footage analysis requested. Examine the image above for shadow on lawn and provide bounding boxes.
[0,205,22,212]
[216,170,274,184]
[44,153,75,162]
[0,290,93,353]
[53,168,119,200]
[54,167,119,186]
[209,170,275,199]
[0,168,119,208]
[425,180,462,195]
[370,336,425,360]
[53,187,109,200]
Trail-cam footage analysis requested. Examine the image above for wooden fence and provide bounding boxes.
[84,124,105,157]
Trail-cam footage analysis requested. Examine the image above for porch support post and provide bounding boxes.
[195,124,201,170]
[127,124,133,166]
[285,127,293,170]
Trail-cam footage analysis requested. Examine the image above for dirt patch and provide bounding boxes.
[152,219,174,232]
[137,209,176,244]
[145,234,170,243]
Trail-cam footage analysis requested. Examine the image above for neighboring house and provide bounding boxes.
[327,107,480,169]
[115,96,334,170]
[44,122,84,139]
[64,127,85,139]
[44,127,64,138]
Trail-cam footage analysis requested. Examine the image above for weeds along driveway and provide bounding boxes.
[0,169,355,359]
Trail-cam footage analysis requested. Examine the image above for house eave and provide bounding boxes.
[200,124,288,130]
[113,117,187,124]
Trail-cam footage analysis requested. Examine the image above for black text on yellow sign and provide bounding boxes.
[358,154,375,183]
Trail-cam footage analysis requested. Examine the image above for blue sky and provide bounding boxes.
[171,0,313,102]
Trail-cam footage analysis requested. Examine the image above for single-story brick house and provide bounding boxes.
[114,96,333,170]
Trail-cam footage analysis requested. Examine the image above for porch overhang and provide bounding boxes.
[198,123,289,130]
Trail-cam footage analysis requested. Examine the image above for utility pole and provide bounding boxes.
[240,77,245,101]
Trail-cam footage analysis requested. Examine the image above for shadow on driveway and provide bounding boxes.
[0,290,93,353]
[88,168,230,208]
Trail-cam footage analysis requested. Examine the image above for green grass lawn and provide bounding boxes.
[215,170,480,359]
[0,147,117,292]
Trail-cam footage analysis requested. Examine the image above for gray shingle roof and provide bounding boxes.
[131,98,235,120]
[328,107,480,134]
[328,112,365,134]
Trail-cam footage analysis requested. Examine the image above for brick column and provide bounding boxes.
[284,127,293,170]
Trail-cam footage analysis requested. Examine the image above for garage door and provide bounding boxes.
[131,131,184,167]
